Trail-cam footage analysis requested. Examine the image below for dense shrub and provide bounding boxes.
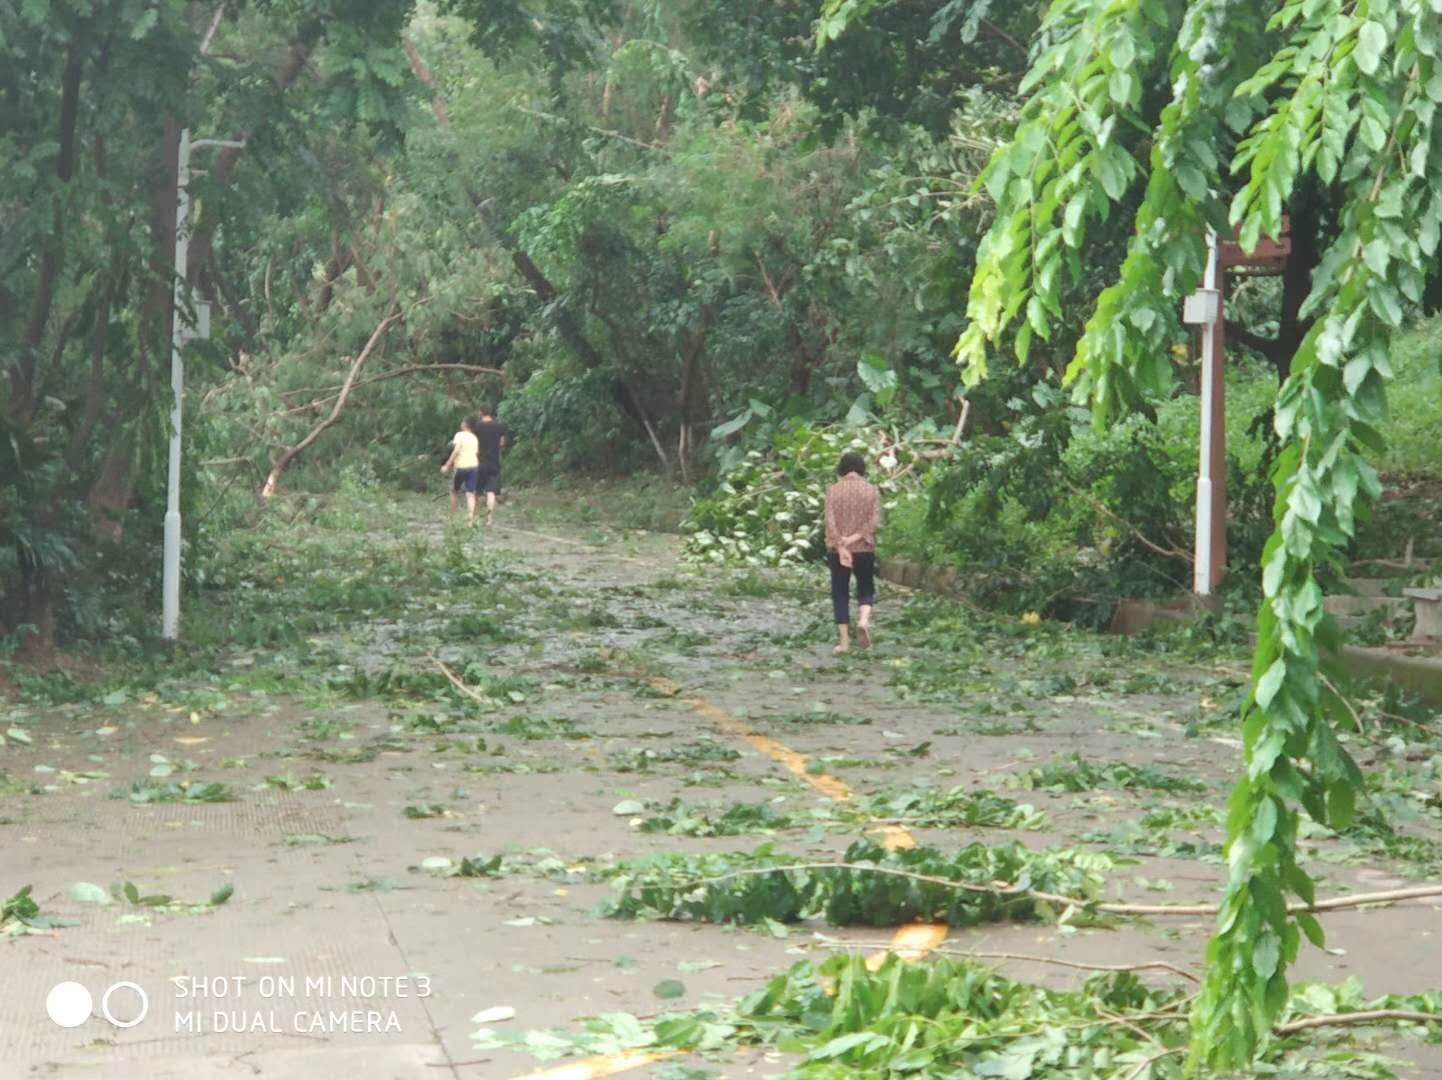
[500,366,641,479]
[887,380,1279,620]
[684,422,937,566]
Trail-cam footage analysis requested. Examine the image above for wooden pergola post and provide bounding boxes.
[1185,218,1290,598]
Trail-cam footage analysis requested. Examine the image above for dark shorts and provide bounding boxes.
[477,466,502,495]
[452,467,479,494]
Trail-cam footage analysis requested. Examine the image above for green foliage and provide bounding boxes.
[637,798,805,837]
[1,885,40,934]
[1080,804,1225,861]
[607,738,742,772]
[854,787,1048,830]
[602,838,1110,927]
[111,780,232,804]
[632,789,1047,835]
[685,422,935,566]
[736,956,1189,1078]
[0,0,420,648]
[1001,754,1207,795]
[477,953,1441,1078]
[1,883,76,935]
[890,370,1280,619]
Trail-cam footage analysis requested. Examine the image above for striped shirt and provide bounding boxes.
[824,472,881,553]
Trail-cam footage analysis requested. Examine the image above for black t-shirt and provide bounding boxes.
[474,419,509,470]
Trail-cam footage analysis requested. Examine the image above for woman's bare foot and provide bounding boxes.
[832,643,849,655]
[856,624,871,648]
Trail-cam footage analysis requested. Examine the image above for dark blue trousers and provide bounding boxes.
[828,551,876,625]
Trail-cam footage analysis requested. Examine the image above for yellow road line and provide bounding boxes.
[676,687,854,803]
[652,676,912,845]
[514,1049,674,1080]
[650,676,946,959]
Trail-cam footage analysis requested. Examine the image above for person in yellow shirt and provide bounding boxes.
[440,417,481,525]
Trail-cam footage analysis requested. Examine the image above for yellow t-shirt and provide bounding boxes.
[452,430,480,470]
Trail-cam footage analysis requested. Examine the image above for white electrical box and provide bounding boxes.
[1182,288,1220,326]
[178,298,211,342]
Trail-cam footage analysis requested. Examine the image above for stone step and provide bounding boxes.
[1341,577,1399,597]
[1323,595,1412,618]
[1404,587,1442,639]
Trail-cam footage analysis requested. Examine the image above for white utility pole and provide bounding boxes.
[162,128,241,641]
[1183,231,1226,596]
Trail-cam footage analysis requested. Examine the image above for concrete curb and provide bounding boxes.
[1334,644,1442,706]
[878,554,1442,706]
[877,557,961,596]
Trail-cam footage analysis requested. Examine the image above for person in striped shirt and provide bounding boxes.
[824,452,880,654]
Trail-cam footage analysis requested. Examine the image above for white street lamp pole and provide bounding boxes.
[162,129,243,642]
[1190,230,1225,597]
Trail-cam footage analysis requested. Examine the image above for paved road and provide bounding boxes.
[3,496,1441,1078]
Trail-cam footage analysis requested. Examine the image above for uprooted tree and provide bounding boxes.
[944,0,1442,1068]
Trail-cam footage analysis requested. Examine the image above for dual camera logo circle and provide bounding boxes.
[46,981,149,1029]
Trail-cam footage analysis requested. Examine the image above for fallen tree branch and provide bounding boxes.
[1289,884,1442,914]
[811,941,1201,985]
[1274,1009,1441,1035]
[1349,557,1419,570]
[342,360,504,387]
[1123,1048,1184,1080]
[430,656,491,707]
[261,309,400,498]
[1068,484,1193,565]
[283,362,505,400]
[951,398,971,445]
[1320,671,1365,734]
[684,861,1442,918]
[507,101,668,153]
[280,362,506,415]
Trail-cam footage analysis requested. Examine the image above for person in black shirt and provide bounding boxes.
[473,404,510,527]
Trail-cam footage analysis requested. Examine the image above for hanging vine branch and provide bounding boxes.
[944,0,1442,1069]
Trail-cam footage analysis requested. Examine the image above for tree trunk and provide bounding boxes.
[13,549,57,660]
[1275,187,1320,381]
[676,326,708,482]
[789,329,819,396]
[86,116,180,539]
[316,225,348,312]
[13,31,87,425]
[88,437,135,544]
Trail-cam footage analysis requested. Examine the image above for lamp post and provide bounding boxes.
[162,128,243,641]
[1183,231,1226,597]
